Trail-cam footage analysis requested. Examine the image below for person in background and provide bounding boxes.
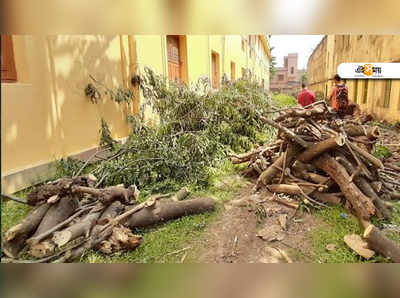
[329,74,349,117]
[297,83,315,108]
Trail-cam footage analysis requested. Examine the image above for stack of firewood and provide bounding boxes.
[232,101,400,262]
[2,177,216,263]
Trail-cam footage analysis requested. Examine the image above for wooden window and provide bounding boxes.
[278,74,284,81]
[290,67,294,74]
[353,80,358,103]
[211,51,220,89]
[383,80,392,108]
[167,35,181,82]
[230,61,235,81]
[1,35,17,82]
[363,80,369,104]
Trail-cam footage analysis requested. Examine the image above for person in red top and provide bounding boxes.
[329,74,346,111]
[297,83,315,107]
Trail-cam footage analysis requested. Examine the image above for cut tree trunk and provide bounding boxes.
[274,105,326,122]
[313,154,375,220]
[26,176,92,205]
[348,142,384,169]
[125,197,216,229]
[364,224,400,263]
[256,143,302,190]
[261,117,310,148]
[2,203,51,258]
[71,185,139,205]
[267,184,315,195]
[389,192,400,200]
[52,211,101,247]
[297,135,345,163]
[31,196,79,238]
[336,156,391,219]
[171,187,190,201]
[95,201,124,226]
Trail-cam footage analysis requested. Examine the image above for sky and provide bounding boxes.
[269,35,324,70]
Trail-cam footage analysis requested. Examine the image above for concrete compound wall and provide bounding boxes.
[308,35,400,123]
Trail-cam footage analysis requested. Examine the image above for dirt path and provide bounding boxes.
[192,181,318,263]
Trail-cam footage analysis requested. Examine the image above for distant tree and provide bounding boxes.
[269,46,277,80]
[301,72,307,84]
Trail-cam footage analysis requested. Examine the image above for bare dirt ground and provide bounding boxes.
[193,182,319,263]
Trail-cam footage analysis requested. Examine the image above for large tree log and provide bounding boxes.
[364,224,400,262]
[255,143,302,190]
[31,196,79,238]
[389,192,400,200]
[343,124,380,141]
[261,117,309,148]
[52,211,101,247]
[71,185,139,205]
[297,135,345,163]
[125,197,216,229]
[267,184,315,195]
[171,187,190,201]
[2,203,51,258]
[95,201,124,226]
[336,156,391,219]
[26,176,92,205]
[314,154,375,220]
[274,105,326,122]
[27,205,94,247]
[98,225,142,254]
[300,172,330,185]
[348,142,384,169]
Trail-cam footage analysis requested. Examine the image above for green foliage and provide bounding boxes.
[272,93,297,108]
[373,144,392,159]
[87,68,274,195]
[55,157,85,179]
[104,87,134,104]
[85,75,135,105]
[269,46,277,79]
[99,118,116,148]
[301,72,307,84]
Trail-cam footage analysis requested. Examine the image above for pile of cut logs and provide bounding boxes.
[231,101,400,262]
[2,177,216,263]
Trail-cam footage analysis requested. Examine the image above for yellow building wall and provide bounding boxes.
[308,35,400,123]
[186,35,210,83]
[2,34,270,193]
[2,35,133,193]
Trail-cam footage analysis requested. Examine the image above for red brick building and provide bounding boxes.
[270,53,303,95]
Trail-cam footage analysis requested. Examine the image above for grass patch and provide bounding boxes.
[272,93,297,108]
[372,144,392,159]
[1,188,33,234]
[310,203,400,263]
